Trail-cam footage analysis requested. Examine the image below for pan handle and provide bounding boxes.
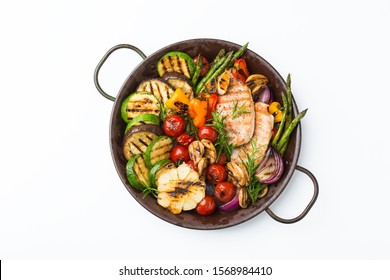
[265,165,319,224]
[93,44,147,102]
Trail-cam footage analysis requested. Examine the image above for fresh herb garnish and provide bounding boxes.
[240,139,267,203]
[232,101,250,119]
[207,110,235,160]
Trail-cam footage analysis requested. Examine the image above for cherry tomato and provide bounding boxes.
[214,182,236,203]
[186,160,198,172]
[198,126,218,143]
[170,145,190,164]
[193,55,210,77]
[196,195,216,216]
[163,115,185,137]
[216,153,228,165]
[176,132,195,146]
[206,164,227,184]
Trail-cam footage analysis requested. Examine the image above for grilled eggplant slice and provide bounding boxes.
[157,51,196,79]
[144,136,173,169]
[121,92,160,123]
[161,72,194,100]
[122,124,163,161]
[136,79,174,104]
[124,114,161,134]
[126,154,149,189]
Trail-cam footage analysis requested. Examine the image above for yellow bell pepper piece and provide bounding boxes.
[274,111,284,123]
[269,101,284,123]
[165,88,190,111]
[268,102,281,115]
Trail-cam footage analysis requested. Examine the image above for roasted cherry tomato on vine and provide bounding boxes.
[170,145,190,164]
[216,153,228,165]
[196,195,216,216]
[206,164,227,184]
[193,55,210,77]
[176,132,195,146]
[214,182,236,203]
[163,115,185,137]
[198,126,218,143]
[186,160,198,172]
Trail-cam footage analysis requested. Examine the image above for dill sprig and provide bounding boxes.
[207,110,235,160]
[232,101,250,119]
[240,140,267,203]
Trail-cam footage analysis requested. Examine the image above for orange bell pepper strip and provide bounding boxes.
[189,98,208,127]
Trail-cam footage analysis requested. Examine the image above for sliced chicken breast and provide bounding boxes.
[215,77,255,147]
[231,102,274,164]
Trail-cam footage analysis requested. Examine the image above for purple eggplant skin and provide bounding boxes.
[161,72,194,99]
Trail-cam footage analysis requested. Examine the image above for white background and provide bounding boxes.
[1,0,389,261]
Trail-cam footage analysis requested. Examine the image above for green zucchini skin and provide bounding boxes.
[124,114,161,134]
[157,51,196,79]
[126,154,145,190]
[144,136,173,169]
[148,159,173,189]
[121,91,160,123]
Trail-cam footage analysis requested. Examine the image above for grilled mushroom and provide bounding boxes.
[201,139,217,164]
[226,161,250,188]
[238,187,250,208]
[245,74,269,102]
[188,140,205,164]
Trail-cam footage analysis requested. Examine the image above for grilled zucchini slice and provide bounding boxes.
[122,124,163,161]
[126,154,149,189]
[121,92,160,123]
[136,79,174,104]
[124,114,161,134]
[144,136,173,169]
[157,51,196,79]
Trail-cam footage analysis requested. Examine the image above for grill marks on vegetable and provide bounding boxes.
[137,79,174,104]
[122,124,164,161]
[161,56,191,78]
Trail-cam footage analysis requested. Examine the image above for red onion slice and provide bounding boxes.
[256,146,284,184]
[257,85,273,104]
[219,193,240,212]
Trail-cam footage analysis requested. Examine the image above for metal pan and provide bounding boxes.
[94,39,319,229]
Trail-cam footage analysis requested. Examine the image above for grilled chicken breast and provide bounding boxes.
[215,77,255,147]
[231,102,274,164]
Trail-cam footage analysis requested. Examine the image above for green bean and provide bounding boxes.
[276,108,308,152]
